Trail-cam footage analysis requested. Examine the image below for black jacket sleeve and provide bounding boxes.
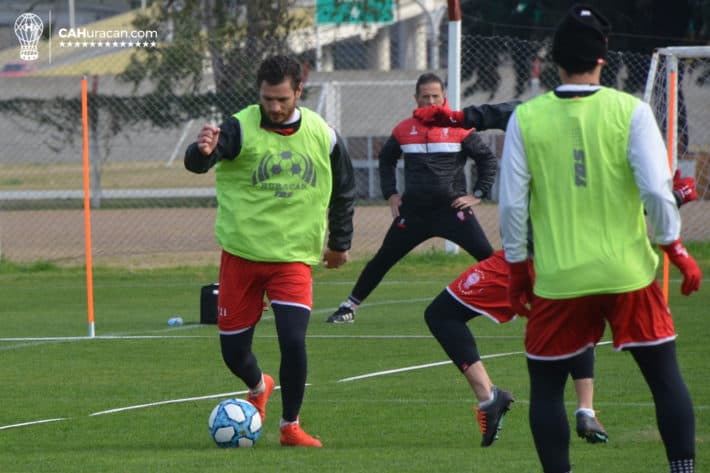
[377,135,401,200]
[327,129,356,252]
[462,101,520,131]
[462,131,498,197]
[184,116,242,174]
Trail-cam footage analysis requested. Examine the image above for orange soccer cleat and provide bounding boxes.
[247,373,274,423]
[280,422,323,447]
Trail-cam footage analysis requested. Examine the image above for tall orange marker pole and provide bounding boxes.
[81,76,96,337]
[662,68,677,302]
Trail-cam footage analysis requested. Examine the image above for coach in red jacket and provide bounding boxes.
[327,72,516,323]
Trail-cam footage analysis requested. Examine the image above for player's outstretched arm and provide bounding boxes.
[413,101,520,130]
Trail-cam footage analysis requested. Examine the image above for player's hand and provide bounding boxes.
[451,195,479,210]
[389,194,402,218]
[323,249,348,269]
[673,169,697,206]
[197,124,220,156]
[413,105,465,128]
[507,261,532,317]
[660,239,702,295]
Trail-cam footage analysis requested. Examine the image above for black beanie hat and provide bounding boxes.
[552,4,611,73]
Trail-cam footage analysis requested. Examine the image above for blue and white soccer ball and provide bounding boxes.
[208,398,262,448]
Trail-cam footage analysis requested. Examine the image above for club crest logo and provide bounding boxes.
[14,13,44,61]
[462,270,482,290]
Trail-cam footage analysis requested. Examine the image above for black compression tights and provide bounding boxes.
[220,303,311,422]
[424,289,597,378]
[220,328,260,388]
[630,342,695,462]
[527,356,573,473]
[424,290,482,371]
[350,210,493,304]
[528,342,694,473]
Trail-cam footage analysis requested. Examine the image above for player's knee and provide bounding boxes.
[278,332,306,355]
[424,299,441,332]
[425,292,456,336]
[221,350,254,379]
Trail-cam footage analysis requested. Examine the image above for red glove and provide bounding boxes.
[507,261,532,317]
[673,169,697,206]
[413,105,465,128]
[660,239,702,295]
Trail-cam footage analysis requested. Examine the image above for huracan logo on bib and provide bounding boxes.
[252,150,317,198]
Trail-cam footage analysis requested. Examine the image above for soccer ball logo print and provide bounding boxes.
[252,150,317,188]
[208,398,262,447]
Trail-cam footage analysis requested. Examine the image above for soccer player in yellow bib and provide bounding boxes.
[185,55,355,447]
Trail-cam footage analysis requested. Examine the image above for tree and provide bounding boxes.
[119,0,310,118]
[0,0,310,145]
[0,0,311,206]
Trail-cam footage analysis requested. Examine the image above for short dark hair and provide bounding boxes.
[415,72,445,96]
[257,55,303,90]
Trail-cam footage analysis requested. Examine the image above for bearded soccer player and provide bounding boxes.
[185,55,355,447]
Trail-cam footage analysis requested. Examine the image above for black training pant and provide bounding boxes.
[350,205,493,304]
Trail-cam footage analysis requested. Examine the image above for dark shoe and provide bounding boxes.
[576,411,608,444]
[475,387,514,447]
[326,304,355,323]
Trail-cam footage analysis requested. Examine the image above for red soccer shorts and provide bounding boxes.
[525,280,676,359]
[446,251,517,324]
[217,250,313,334]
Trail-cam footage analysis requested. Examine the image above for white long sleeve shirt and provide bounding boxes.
[499,84,681,264]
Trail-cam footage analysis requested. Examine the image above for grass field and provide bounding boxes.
[1,251,708,473]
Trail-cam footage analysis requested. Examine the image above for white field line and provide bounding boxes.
[0,296,456,344]
[312,297,434,314]
[2,340,707,432]
[0,335,211,342]
[0,418,66,431]
[89,391,245,416]
[337,351,524,383]
[0,334,521,342]
[90,388,283,416]
[0,349,523,430]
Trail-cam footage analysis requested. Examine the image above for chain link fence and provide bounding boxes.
[1,28,709,266]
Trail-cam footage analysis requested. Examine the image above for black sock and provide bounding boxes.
[272,303,311,422]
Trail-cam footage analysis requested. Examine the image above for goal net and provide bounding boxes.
[644,46,710,201]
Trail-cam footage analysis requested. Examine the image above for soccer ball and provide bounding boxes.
[208,398,262,448]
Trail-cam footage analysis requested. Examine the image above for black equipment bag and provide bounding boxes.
[200,283,219,324]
